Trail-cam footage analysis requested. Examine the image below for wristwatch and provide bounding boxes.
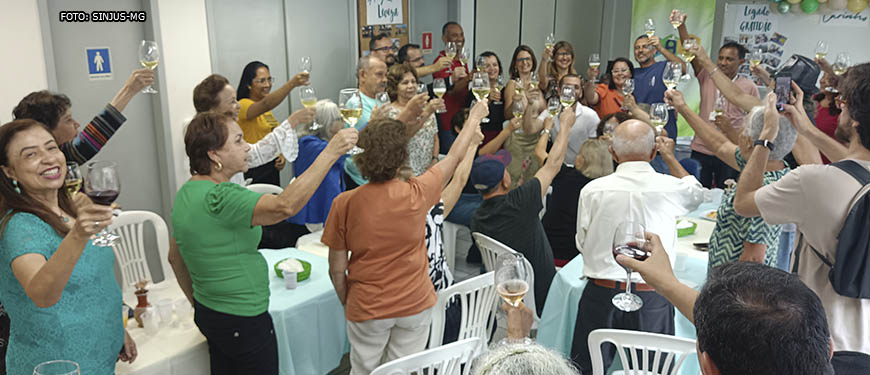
[753,139,774,151]
[541,129,551,139]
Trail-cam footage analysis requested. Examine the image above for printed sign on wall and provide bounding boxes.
[366,0,403,25]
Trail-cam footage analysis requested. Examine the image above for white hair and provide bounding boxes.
[743,106,798,161]
[611,122,655,158]
[471,342,580,375]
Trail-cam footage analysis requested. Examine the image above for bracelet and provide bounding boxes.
[753,139,774,151]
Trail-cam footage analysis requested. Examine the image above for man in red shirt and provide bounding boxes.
[433,21,470,153]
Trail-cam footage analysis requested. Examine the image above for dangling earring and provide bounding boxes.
[11,179,20,194]
[214,161,223,171]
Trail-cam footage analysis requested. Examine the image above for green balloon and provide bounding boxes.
[802,0,820,12]
[778,1,792,12]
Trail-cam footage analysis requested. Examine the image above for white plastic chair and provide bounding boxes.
[441,221,472,273]
[588,329,697,375]
[428,272,498,354]
[247,183,283,195]
[107,210,172,292]
[471,232,540,324]
[371,337,480,375]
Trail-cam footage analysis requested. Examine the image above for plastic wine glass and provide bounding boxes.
[299,56,312,74]
[588,53,601,83]
[138,40,160,94]
[64,162,82,198]
[620,78,635,110]
[644,18,656,38]
[299,86,321,130]
[338,88,364,155]
[545,32,556,61]
[34,360,80,375]
[651,103,669,136]
[471,72,491,123]
[512,99,526,134]
[611,221,649,312]
[84,161,121,247]
[495,252,528,308]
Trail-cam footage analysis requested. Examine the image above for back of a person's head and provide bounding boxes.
[841,62,870,150]
[12,91,71,130]
[694,262,832,375]
[611,120,654,161]
[471,342,579,375]
[193,74,230,113]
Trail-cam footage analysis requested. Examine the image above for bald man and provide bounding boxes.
[570,120,705,373]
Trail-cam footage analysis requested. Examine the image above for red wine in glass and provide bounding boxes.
[84,161,121,247]
[611,222,647,312]
[86,190,120,206]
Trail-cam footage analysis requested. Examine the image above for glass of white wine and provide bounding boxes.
[495,252,528,308]
[475,55,487,72]
[662,63,682,110]
[545,32,556,62]
[680,38,697,63]
[621,78,635,111]
[471,72,491,123]
[650,103,669,136]
[513,78,525,97]
[833,52,851,76]
[375,91,390,106]
[445,42,458,74]
[529,72,540,90]
[670,9,683,29]
[712,94,726,121]
[512,99,525,134]
[560,85,576,109]
[588,53,601,84]
[339,88,364,155]
[815,41,828,61]
[749,49,763,68]
[300,86,321,131]
[299,56,312,74]
[64,162,82,198]
[433,78,447,113]
[547,96,561,118]
[459,46,470,68]
[644,18,656,38]
[138,40,159,94]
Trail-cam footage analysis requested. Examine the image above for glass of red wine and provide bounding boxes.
[611,221,649,312]
[84,161,120,247]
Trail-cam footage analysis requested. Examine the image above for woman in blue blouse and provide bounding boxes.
[0,119,136,374]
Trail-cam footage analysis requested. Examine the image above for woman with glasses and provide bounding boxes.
[504,45,538,120]
[584,57,635,118]
[236,61,309,185]
[539,41,578,95]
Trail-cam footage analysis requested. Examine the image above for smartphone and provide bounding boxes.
[774,75,792,112]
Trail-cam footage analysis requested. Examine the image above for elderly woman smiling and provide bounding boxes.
[0,119,135,374]
[168,112,356,374]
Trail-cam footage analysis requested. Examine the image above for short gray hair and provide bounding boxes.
[612,121,655,158]
[471,342,580,375]
[296,99,342,140]
[357,55,380,74]
[743,106,797,161]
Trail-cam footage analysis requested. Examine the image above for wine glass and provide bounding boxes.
[749,49,763,68]
[513,78,525,98]
[815,41,828,61]
[545,32,556,62]
[611,221,649,312]
[650,103,669,136]
[299,56,312,74]
[529,72,540,90]
[833,52,851,76]
[475,55,488,72]
[670,9,683,29]
[511,99,525,134]
[495,75,506,104]
[138,40,160,94]
[644,18,656,38]
[84,161,121,247]
[662,63,682,109]
[375,91,390,106]
[681,38,697,63]
[34,360,80,375]
[445,42,458,74]
[299,86,320,130]
[471,72,491,123]
[495,252,528,308]
[431,79,447,114]
[338,88,364,155]
[64,162,82,198]
[620,78,635,110]
[560,85,576,109]
[459,46,471,68]
[588,53,601,83]
[712,93,726,120]
[547,96,561,118]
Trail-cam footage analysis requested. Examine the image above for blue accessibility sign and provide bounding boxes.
[86,47,112,80]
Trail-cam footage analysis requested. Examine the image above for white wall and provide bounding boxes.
[0,1,48,123]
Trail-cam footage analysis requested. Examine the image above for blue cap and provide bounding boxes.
[470,150,512,192]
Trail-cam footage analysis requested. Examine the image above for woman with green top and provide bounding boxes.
[168,112,357,374]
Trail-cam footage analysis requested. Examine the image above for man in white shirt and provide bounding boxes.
[570,120,705,373]
[536,74,600,164]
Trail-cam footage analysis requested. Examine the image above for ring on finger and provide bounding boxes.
[94,221,100,228]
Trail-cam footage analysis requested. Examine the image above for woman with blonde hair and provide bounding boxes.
[541,139,614,264]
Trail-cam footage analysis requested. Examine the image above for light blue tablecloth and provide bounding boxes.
[261,248,348,375]
[537,202,718,375]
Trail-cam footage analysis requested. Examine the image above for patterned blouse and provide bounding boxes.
[708,149,789,268]
[387,106,438,176]
[425,202,454,291]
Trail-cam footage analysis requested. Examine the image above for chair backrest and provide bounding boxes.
[247,183,283,195]
[107,210,172,292]
[588,329,697,375]
[372,338,480,375]
[429,272,497,352]
[471,232,539,321]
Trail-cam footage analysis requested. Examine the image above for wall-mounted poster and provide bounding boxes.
[358,0,409,57]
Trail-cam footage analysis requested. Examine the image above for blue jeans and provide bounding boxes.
[777,228,796,271]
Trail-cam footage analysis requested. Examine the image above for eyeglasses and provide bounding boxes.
[373,46,397,52]
[516,57,532,63]
[409,56,424,63]
[254,77,274,84]
[555,52,572,57]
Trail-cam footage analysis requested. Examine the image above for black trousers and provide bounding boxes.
[194,300,278,375]
[570,282,675,375]
[0,302,7,375]
[244,159,280,186]
[691,150,739,188]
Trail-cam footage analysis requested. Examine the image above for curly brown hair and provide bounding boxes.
[12,91,71,130]
[355,118,409,182]
[185,112,230,175]
[193,74,230,113]
[386,63,418,102]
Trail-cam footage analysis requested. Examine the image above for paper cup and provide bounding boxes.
[285,271,297,289]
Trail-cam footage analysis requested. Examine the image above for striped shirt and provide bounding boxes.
[60,104,126,164]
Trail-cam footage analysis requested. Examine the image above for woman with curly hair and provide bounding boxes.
[385,63,444,176]
[323,100,488,375]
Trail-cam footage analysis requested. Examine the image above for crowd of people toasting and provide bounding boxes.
[0,7,869,375]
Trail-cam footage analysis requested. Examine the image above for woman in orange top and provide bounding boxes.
[584,57,635,119]
[236,61,309,185]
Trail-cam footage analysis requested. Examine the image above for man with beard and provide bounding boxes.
[370,33,397,66]
[397,43,452,77]
[631,34,684,140]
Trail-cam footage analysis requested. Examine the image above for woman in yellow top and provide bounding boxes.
[236,61,309,185]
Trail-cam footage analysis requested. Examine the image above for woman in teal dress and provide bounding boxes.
[0,119,136,374]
